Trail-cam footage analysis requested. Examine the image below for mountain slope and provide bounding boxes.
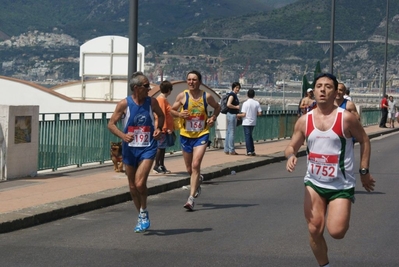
[181,0,398,40]
[0,0,298,44]
[145,0,399,85]
[1,0,398,85]
[151,0,399,64]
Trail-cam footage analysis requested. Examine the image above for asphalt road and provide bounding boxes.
[0,133,398,267]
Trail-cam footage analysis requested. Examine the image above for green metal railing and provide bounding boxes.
[39,113,120,171]
[360,108,381,126]
[38,108,380,171]
[232,110,298,144]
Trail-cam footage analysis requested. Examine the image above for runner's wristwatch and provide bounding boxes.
[359,168,369,175]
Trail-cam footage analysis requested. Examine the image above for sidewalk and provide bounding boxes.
[0,124,397,233]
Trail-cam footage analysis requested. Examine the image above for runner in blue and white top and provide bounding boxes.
[108,72,164,233]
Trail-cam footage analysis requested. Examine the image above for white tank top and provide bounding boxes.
[304,107,355,190]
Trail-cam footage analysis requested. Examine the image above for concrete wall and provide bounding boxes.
[52,79,128,101]
[0,76,118,113]
[0,76,224,115]
[0,115,5,180]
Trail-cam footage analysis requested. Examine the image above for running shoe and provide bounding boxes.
[184,196,195,211]
[134,215,143,233]
[140,211,150,231]
[160,166,171,174]
[194,174,203,198]
[153,166,163,174]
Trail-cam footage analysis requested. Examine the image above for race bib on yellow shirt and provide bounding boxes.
[185,115,205,132]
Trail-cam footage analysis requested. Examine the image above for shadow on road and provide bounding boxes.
[144,227,212,236]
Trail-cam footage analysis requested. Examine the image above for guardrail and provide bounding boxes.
[38,108,381,171]
[360,108,381,126]
[39,113,120,171]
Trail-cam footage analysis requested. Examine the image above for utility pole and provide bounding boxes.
[127,0,138,96]
[378,71,385,98]
[382,0,389,97]
[282,79,286,111]
[329,0,336,74]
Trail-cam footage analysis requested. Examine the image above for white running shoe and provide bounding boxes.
[194,174,203,198]
[184,196,195,211]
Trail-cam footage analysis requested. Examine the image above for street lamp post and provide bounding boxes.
[382,0,389,97]
[282,79,286,111]
[127,0,138,96]
[379,71,382,98]
[329,0,336,74]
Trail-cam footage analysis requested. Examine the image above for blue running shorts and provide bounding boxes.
[180,134,209,153]
[123,143,157,168]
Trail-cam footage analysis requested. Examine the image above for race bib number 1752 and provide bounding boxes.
[307,152,339,182]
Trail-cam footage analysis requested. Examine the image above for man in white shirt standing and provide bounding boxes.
[237,89,262,156]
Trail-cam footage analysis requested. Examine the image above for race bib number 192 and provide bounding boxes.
[128,126,151,147]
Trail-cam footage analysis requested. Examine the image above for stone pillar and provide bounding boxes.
[0,105,39,180]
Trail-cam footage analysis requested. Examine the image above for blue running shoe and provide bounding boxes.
[134,216,143,233]
[140,211,150,231]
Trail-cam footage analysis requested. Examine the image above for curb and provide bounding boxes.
[0,128,396,234]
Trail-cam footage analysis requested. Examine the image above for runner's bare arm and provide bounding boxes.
[170,92,187,118]
[285,116,306,172]
[345,112,375,192]
[347,101,360,121]
[107,99,134,143]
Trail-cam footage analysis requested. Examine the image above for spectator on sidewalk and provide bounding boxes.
[170,70,221,211]
[108,71,164,233]
[153,80,175,174]
[237,89,262,156]
[300,88,317,115]
[224,82,241,155]
[379,94,389,128]
[387,95,397,128]
[284,72,375,267]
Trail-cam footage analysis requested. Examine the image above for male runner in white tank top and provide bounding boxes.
[284,73,375,267]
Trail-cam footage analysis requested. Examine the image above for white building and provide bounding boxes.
[0,35,145,113]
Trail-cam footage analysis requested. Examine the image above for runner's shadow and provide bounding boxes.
[199,203,258,210]
[144,227,212,236]
[203,175,298,185]
[355,190,385,195]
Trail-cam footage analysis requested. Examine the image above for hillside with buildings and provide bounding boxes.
[1,0,399,91]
